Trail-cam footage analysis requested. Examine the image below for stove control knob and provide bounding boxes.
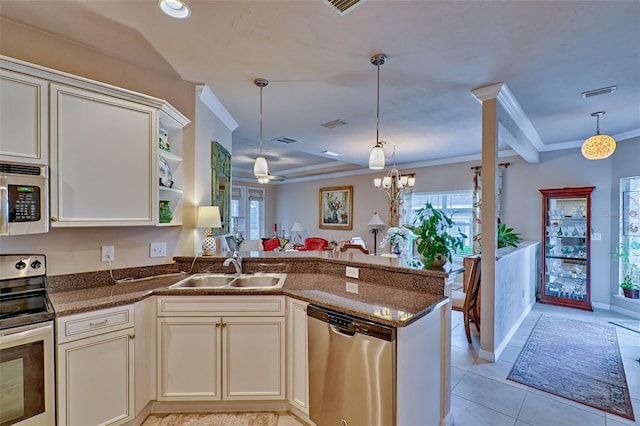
[15,260,27,270]
[31,260,42,269]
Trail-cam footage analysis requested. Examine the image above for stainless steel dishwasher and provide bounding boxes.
[307,304,396,426]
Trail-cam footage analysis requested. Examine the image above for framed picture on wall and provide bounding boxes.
[319,186,353,230]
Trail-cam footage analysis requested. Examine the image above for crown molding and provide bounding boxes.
[197,84,238,132]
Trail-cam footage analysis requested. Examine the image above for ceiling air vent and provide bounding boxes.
[581,85,617,98]
[323,0,365,16]
[321,119,347,129]
[271,136,300,145]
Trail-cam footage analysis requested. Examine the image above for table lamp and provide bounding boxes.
[197,206,222,256]
[290,222,304,245]
[367,212,385,255]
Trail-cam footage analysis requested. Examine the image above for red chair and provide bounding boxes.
[297,237,329,251]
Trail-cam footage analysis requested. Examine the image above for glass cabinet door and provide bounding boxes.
[539,186,595,311]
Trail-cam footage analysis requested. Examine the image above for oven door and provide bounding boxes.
[0,322,54,426]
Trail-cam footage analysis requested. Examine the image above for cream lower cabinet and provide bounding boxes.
[287,297,309,415]
[56,305,135,426]
[157,296,286,402]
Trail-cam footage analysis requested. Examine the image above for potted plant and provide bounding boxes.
[497,222,523,249]
[612,242,640,299]
[404,202,466,269]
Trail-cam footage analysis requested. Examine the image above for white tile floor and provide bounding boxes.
[451,303,640,426]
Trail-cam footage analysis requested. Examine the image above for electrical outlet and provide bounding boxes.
[346,266,359,279]
[592,232,602,241]
[150,242,167,258]
[346,281,359,294]
[101,245,115,262]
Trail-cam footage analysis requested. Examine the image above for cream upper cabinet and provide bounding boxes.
[56,305,135,426]
[287,298,310,415]
[0,69,49,164]
[50,83,157,226]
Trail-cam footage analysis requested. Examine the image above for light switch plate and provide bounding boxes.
[592,232,602,241]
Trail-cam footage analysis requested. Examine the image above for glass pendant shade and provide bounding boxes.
[369,144,386,169]
[253,155,269,176]
[581,111,616,160]
[581,134,616,160]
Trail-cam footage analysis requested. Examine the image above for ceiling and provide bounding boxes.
[2,0,639,183]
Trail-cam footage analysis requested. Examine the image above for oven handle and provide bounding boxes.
[0,323,53,345]
[0,171,8,235]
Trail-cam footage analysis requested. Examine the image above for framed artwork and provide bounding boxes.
[211,141,231,236]
[319,186,353,230]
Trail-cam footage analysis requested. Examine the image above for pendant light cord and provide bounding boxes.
[259,85,264,155]
[376,59,380,146]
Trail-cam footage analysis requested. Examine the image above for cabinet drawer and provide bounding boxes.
[157,296,285,317]
[57,305,134,344]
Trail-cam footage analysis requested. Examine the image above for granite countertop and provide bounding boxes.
[48,272,448,328]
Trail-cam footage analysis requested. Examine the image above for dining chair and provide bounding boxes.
[451,255,481,343]
[339,244,370,254]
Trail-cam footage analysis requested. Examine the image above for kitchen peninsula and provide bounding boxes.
[48,251,461,426]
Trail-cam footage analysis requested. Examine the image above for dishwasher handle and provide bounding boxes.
[330,324,356,337]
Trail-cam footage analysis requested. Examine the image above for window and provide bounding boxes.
[231,186,265,241]
[410,191,474,256]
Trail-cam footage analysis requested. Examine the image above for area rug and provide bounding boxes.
[142,412,279,426]
[507,314,635,421]
[609,320,640,334]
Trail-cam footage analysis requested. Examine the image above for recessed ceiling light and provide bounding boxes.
[158,0,191,19]
[322,150,340,157]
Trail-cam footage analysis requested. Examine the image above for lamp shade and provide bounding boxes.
[196,206,222,228]
[290,222,304,232]
[581,134,616,160]
[253,155,269,176]
[368,212,385,227]
[368,144,386,170]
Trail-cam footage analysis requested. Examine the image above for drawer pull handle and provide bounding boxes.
[129,334,135,339]
[89,319,108,326]
[216,323,220,328]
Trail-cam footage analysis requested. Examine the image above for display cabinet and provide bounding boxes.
[539,186,595,310]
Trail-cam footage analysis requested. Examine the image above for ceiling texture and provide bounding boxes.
[1,0,639,184]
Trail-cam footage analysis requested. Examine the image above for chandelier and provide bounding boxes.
[253,78,270,178]
[581,111,616,160]
[373,144,415,202]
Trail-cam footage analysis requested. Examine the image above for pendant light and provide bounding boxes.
[368,54,388,170]
[581,111,616,160]
[253,78,269,177]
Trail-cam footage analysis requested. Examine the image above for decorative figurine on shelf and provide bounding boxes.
[159,200,173,223]
[159,128,171,152]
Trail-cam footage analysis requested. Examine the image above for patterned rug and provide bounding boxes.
[142,412,279,426]
[609,320,640,334]
[507,314,635,421]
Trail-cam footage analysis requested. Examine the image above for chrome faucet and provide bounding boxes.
[223,252,243,275]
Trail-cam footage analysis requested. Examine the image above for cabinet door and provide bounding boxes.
[57,328,134,426]
[222,316,286,400]
[157,317,221,401]
[134,297,156,416]
[50,83,157,226]
[287,298,309,414]
[0,69,48,164]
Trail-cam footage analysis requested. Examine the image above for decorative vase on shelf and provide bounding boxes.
[392,242,403,256]
[159,200,173,223]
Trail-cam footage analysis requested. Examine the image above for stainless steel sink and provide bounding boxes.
[169,274,235,288]
[168,273,286,290]
[229,274,283,288]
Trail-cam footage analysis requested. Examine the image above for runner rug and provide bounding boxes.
[507,314,635,421]
[142,412,279,426]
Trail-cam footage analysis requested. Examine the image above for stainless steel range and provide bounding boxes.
[0,254,55,425]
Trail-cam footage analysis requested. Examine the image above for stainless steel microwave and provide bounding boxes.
[0,162,49,235]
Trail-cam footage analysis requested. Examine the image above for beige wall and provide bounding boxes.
[1,19,198,276]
